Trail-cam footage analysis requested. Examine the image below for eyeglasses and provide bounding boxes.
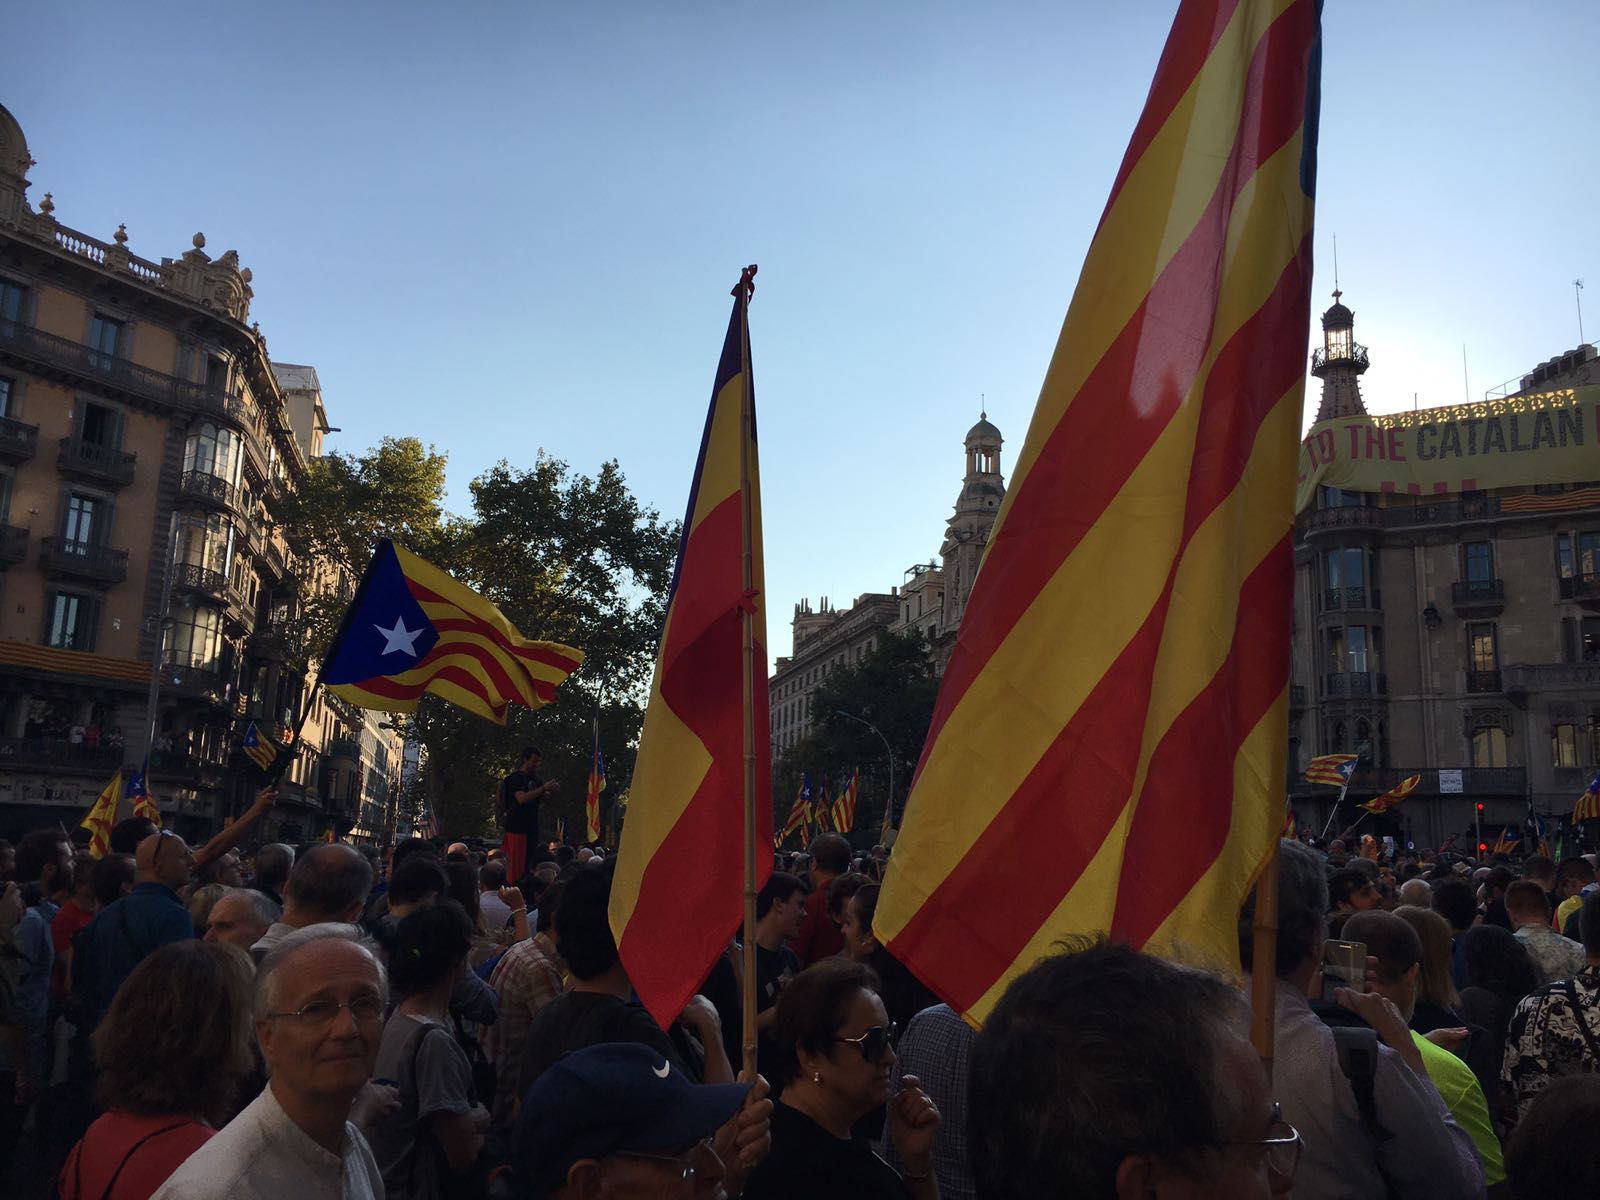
[1224,1103,1302,1184]
[614,1136,718,1181]
[265,995,386,1027]
[836,1023,897,1060]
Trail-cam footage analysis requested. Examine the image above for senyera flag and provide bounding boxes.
[320,540,584,724]
[876,0,1323,1025]
[585,715,607,843]
[610,268,772,1028]
[1361,774,1420,815]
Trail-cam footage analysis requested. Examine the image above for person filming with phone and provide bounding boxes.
[1239,840,1485,1200]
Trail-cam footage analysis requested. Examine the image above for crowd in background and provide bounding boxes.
[3,807,1600,1198]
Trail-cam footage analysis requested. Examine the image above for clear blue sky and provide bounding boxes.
[8,2,1596,662]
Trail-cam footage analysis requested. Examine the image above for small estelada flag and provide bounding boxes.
[242,722,279,772]
[1305,753,1359,786]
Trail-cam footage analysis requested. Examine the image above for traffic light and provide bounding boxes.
[1478,842,1488,853]
[1476,802,1485,815]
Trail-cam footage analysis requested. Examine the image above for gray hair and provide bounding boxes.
[284,844,374,921]
[253,923,387,1021]
[229,886,281,928]
[1398,878,1432,907]
[254,843,296,889]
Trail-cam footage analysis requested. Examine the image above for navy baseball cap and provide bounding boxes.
[513,1042,751,1198]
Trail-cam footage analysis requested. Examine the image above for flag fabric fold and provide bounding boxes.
[778,776,809,846]
[322,540,584,724]
[610,274,772,1027]
[242,721,279,772]
[80,772,121,858]
[1360,774,1420,815]
[586,717,607,844]
[874,0,1323,1025]
[127,766,160,828]
[1305,752,1359,786]
[833,768,859,834]
[1573,774,1600,824]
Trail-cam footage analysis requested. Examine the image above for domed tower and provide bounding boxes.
[1310,290,1370,423]
[941,412,1006,630]
[0,103,35,228]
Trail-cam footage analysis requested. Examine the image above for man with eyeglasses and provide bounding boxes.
[513,1041,769,1199]
[152,925,387,1199]
[74,829,198,1030]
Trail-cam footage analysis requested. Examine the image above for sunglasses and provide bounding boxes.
[836,1023,897,1060]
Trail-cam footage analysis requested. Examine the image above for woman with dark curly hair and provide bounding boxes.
[741,958,942,1199]
[59,940,257,1200]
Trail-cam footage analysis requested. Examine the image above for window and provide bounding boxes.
[1583,619,1600,664]
[1582,532,1600,579]
[183,423,243,484]
[1327,625,1380,673]
[45,592,99,651]
[0,375,11,418]
[1554,723,1580,768]
[1462,542,1493,582]
[87,314,123,366]
[165,603,224,671]
[1320,487,1367,509]
[76,400,122,449]
[204,356,229,392]
[0,471,11,522]
[1468,624,1498,672]
[176,511,234,575]
[1557,533,1576,580]
[1472,727,1508,768]
[0,279,23,324]
[62,493,103,548]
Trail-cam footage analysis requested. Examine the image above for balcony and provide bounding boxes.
[1559,574,1600,609]
[1351,766,1526,798]
[1297,506,1383,537]
[1451,578,1505,616]
[0,524,27,566]
[0,318,245,417]
[0,736,124,773]
[1322,585,1382,613]
[1504,662,1600,693]
[58,436,135,488]
[0,415,39,463]
[1465,669,1502,694]
[326,737,362,767]
[178,470,238,512]
[159,662,225,701]
[148,751,228,785]
[1323,671,1387,698]
[40,537,128,585]
[1311,344,1370,374]
[171,561,228,602]
[247,623,291,660]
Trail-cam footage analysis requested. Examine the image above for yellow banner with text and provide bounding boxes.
[1296,386,1600,512]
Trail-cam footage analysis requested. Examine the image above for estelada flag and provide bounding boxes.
[585,716,606,843]
[813,776,832,833]
[80,771,121,858]
[875,0,1323,1025]
[833,768,859,834]
[1305,752,1358,786]
[779,778,809,846]
[1361,774,1420,814]
[1573,774,1600,824]
[610,269,772,1027]
[321,540,584,724]
[242,721,279,772]
[126,766,160,829]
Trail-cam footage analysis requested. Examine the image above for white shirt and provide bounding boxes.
[151,1082,383,1200]
[478,890,513,931]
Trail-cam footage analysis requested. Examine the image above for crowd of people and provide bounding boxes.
[4,801,1600,1198]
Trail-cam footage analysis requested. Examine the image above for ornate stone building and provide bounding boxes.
[769,413,1006,752]
[1290,291,1600,848]
[0,104,399,843]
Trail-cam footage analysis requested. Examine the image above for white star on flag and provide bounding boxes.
[375,615,424,657]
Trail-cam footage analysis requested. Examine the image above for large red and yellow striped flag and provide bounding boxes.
[875,0,1323,1026]
[320,541,584,724]
[610,269,772,1027]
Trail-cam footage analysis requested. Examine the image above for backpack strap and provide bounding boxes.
[1561,978,1600,1063]
[65,1121,193,1200]
[1331,1025,1394,1143]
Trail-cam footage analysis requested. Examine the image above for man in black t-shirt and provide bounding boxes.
[752,872,806,1089]
[500,745,558,884]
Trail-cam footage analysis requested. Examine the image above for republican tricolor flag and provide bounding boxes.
[610,269,772,1027]
[875,0,1323,1025]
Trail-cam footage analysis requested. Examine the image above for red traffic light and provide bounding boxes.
[1476,802,1485,814]
[1478,842,1488,853]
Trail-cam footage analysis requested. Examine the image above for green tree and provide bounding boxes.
[415,455,680,836]
[774,630,940,846]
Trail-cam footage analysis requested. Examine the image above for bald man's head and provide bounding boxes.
[136,831,193,890]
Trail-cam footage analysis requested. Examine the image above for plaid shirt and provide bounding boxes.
[1504,964,1600,1121]
[882,1003,976,1200]
[484,932,567,1127]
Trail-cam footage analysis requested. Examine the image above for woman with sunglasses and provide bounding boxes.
[742,959,941,1199]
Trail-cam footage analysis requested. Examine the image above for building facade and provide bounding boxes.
[0,104,400,844]
[769,414,1006,752]
[1290,291,1600,848]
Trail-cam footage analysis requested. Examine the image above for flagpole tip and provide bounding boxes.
[732,265,758,300]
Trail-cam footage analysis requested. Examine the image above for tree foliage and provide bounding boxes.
[773,630,940,846]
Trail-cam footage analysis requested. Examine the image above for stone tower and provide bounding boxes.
[1310,290,1370,423]
[940,412,1006,630]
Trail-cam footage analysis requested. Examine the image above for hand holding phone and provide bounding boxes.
[1320,938,1366,1004]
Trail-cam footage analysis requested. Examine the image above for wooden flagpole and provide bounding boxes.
[1249,840,1280,1076]
[735,264,761,1082]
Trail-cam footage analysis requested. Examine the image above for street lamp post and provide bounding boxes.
[833,709,894,836]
